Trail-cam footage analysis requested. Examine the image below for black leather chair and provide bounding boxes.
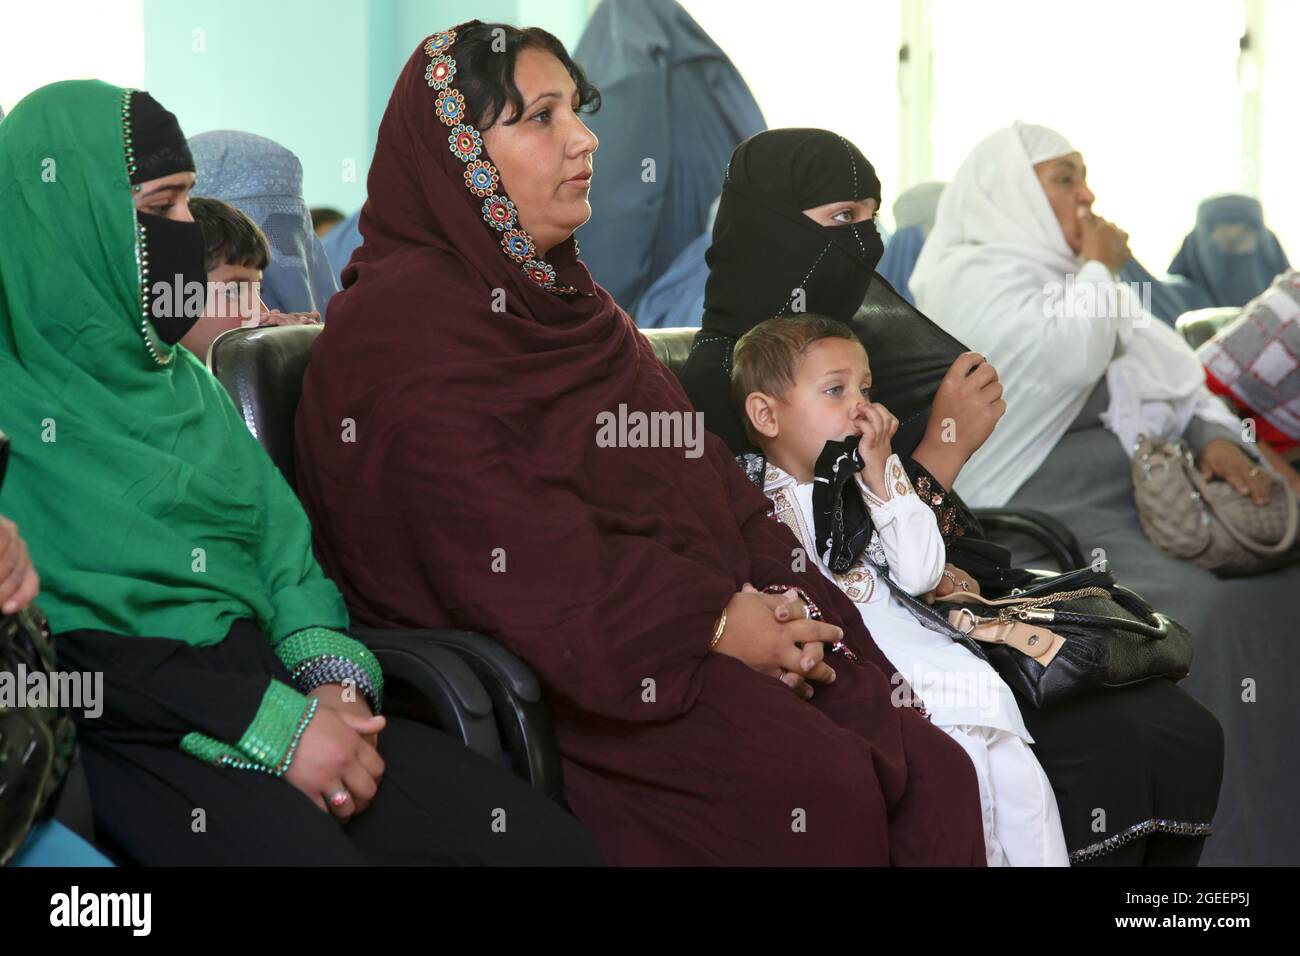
[210,326,560,795]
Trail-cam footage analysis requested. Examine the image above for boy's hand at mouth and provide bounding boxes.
[854,402,899,500]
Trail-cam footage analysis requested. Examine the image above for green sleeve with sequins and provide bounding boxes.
[274,627,385,711]
[180,679,317,775]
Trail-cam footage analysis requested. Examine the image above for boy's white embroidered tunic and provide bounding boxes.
[762,454,1031,741]
[762,453,1067,865]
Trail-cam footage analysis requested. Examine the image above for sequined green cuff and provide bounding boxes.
[275,627,384,712]
[179,683,317,776]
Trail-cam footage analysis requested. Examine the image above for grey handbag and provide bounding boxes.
[1131,436,1300,577]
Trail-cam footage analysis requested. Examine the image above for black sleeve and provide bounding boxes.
[904,456,983,543]
[679,333,757,456]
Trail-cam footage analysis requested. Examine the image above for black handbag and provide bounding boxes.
[0,431,77,865]
[926,565,1194,708]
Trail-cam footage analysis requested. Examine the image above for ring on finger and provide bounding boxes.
[328,788,351,808]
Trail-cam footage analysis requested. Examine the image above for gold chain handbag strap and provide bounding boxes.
[941,586,1112,619]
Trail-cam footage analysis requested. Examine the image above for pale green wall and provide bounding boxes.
[143,0,592,212]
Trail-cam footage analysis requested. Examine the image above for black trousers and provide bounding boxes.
[77,717,601,866]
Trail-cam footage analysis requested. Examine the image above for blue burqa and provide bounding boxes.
[1168,193,1290,308]
[573,0,765,311]
[189,130,341,319]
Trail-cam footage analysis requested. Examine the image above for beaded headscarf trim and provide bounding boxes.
[424,27,579,297]
[121,88,174,367]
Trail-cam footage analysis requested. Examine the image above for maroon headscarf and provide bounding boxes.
[295,25,984,865]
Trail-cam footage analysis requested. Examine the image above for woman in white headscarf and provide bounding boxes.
[910,122,1266,503]
[911,122,1300,866]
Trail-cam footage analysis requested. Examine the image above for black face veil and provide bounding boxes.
[129,91,208,347]
[680,128,972,572]
[702,128,884,336]
[688,127,968,463]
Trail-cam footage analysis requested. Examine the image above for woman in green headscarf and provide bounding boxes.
[0,80,599,865]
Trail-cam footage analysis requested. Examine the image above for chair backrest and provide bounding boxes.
[210,276,960,479]
[1175,306,1243,351]
[208,324,323,488]
[209,323,703,487]
[641,326,699,376]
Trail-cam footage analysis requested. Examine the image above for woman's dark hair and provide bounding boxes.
[454,22,601,128]
[189,196,271,272]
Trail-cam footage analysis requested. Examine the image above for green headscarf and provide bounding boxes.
[0,80,347,646]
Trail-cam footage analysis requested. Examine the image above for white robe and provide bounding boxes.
[762,455,1067,865]
[763,457,1030,738]
[909,121,1240,507]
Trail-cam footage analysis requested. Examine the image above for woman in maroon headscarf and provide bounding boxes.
[295,21,986,865]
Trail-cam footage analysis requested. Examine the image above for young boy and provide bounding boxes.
[184,196,319,363]
[733,313,1068,866]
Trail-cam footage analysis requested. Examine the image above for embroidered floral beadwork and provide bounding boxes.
[435,88,466,126]
[481,194,517,231]
[914,473,966,542]
[425,30,455,56]
[463,159,499,196]
[425,55,456,89]
[448,124,482,162]
[501,228,534,262]
[425,26,580,296]
[523,258,556,286]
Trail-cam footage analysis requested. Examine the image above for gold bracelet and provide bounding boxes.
[710,608,728,651]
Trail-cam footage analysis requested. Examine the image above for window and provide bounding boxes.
[681,0,902,222]
[929,0,1246,268]
[0,1,144,115]
[1259,0,1298,262]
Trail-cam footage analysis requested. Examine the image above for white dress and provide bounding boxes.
[762,454,1069,866]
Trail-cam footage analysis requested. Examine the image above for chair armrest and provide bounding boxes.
[353,631,502,763]
[972,508,1085,570]
[352,628,564,802]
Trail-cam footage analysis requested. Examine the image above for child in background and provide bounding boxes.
[184,196,319,363]
[733,313,1068,866]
